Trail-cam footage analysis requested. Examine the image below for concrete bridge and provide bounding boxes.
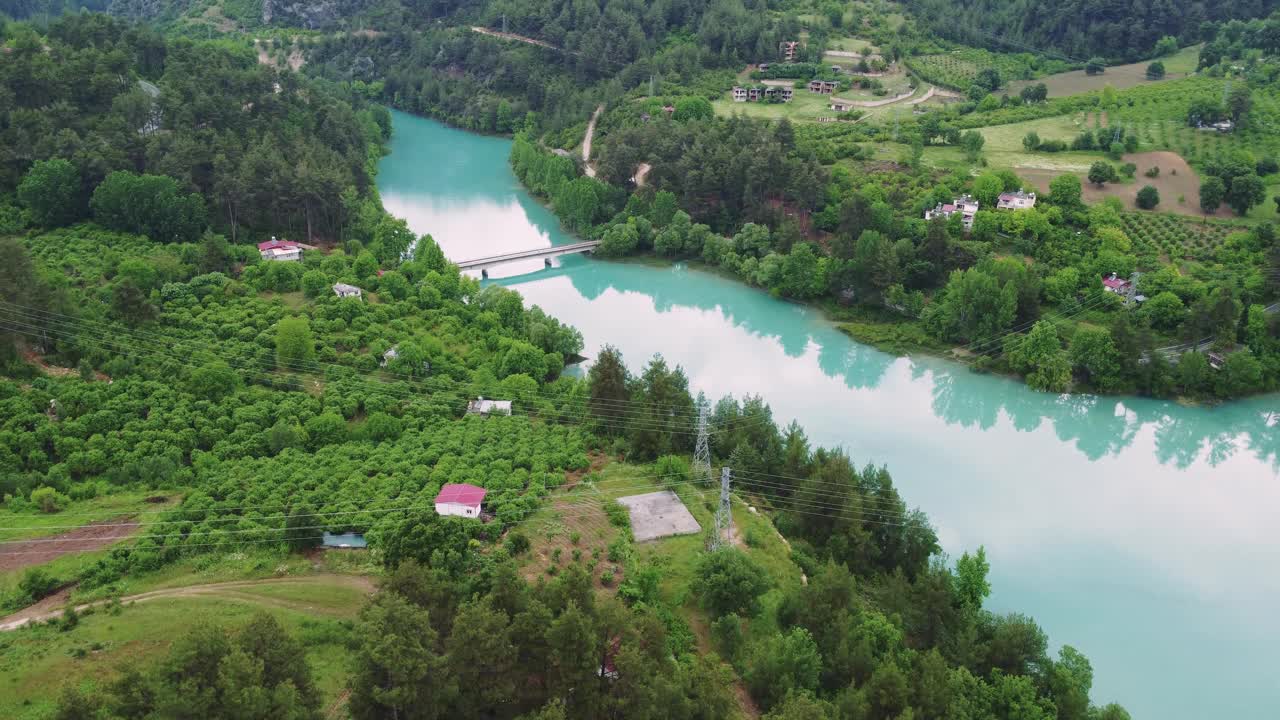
[455,241,601,277]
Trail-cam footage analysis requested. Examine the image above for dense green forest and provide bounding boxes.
[902,0,1280,61]
[0,13,385,244]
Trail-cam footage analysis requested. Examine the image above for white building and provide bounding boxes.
[924,194,979,231]
[435,483,487,518]
[333,283,362,299]
[258,238,302,262]
[467,397,512,416]
[997,190,1037,210]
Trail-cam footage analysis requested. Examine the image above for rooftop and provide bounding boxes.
[436,483,487,507]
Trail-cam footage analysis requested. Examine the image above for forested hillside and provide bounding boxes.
[902,0,1280,61]
[0,13,384,244]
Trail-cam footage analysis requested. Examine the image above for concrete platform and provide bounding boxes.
[617,490,702,542]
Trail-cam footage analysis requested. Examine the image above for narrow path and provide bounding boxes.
[633,162,651,187]
[470,26,567,52]
[834,83,926,109]
[582,104,604,178]
[0,574,376,631]
[907,86,941,105]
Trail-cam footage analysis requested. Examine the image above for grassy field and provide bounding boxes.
[715,67,922,123]
[714,89,845,122]
[1006,45,1201,97]
[0,578,368,719]
[0,492,176,543]
[828,37,876,53]
[0,492,185,602]
[517,459,801,597]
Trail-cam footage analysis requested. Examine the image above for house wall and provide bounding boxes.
[435,502,480,517]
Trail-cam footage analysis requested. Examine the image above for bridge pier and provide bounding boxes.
[545,258,552,268]
[481,268,488,279]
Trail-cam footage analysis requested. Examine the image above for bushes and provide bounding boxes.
[1136,185,1160,209]
[30,486,69,513]
[604,500,631,530]
[692,549,772,618]
[654,455,690,488]
[16,567,61,606]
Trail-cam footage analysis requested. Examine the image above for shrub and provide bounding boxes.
[1144,166,1160,178]
[604,500,630,529]
[506,532,530,554]
[654,455,690,488]
[30,486,69,514]
[607,537,631,563]
[600,570,615,586]
[1136,185,1161,210]
[18,567,61,605]
[692,549,772,618]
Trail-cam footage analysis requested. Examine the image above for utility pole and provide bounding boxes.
[502,13,507,35]
[710,467,732,551]
[693,394,712,486]
[649,74,655,97]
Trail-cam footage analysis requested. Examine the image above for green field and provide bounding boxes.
[1006,45,1202,97]
[0,578,369,720]
[518,460,801,595]
[828,37,876,53]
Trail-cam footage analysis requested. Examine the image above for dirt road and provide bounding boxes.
[470,26,565,52]
[0,574,376,631]
[582,104,604,178]
[0,515,141,573]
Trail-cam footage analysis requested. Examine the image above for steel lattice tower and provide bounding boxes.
[693,394,712,486]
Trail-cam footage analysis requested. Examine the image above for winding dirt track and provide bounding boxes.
[0,574,376,631]
[582,104,605,178]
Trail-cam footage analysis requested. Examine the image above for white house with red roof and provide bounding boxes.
[997,190,1037,210]
[1101,273,1132,294]
[435,483,487,518]
[258,238,302,262]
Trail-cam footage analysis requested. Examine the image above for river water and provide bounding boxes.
[379,109,1280,719]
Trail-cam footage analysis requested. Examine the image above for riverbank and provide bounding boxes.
[378,108,1280,719]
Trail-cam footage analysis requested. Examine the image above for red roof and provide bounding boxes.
[257,239,300,251]
[941,203,957,212]
[435,483,487,507]
[1102,276,1130,290]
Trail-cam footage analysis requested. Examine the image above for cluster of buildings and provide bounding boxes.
[258,237,363,299]
[729,78,841,104]
[924,190,1038,231]
[924,194,981,230]
[808,79,839,94]
[731,85,793,103]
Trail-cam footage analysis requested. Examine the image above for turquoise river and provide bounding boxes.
[378,109,1280,719]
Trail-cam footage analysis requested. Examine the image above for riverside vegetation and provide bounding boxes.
[0,10,1146,720]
